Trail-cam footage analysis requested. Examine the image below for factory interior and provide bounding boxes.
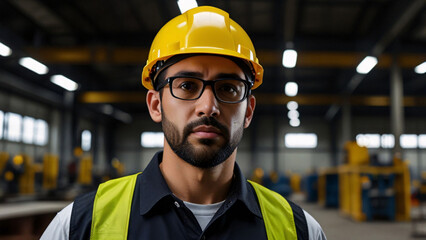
[0,0,425,239]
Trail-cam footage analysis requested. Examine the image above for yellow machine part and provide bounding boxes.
[0,152,9,172]
[112,158,125,177]
[17,154,35,194]
[78,155,93,185]
[290,173,302,193]
[250,168,264,185]
[344,141,369,165]
[338,162,411,221]
[43,154,59,190]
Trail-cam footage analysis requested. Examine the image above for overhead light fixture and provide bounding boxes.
[287,110,299,120]
[289,118,300,127]
[19,57,49,75]
[356,56,378,74]
[282,49,298,68]
[414,61,426,74]
[0,42,12,57]
[285,82,298,97]
[50,75,78,91]
[287,101,298,111]
[177,0,198,13]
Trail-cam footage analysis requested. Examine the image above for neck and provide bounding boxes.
[160,144,236,204]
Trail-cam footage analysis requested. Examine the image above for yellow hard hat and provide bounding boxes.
[141,6,263,90]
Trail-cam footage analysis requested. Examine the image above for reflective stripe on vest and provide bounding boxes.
[91,173,298,240]
[248,180,297,239]
[91,173,140,240]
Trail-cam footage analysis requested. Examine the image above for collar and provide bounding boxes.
[139,151,262,218]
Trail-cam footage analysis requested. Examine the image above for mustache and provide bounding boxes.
[183,117,229,139]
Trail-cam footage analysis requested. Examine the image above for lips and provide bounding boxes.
[191,125,222,138]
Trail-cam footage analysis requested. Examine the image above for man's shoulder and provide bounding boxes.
[69,191,96,239]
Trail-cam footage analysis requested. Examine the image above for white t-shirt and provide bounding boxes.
[183,200,225,231]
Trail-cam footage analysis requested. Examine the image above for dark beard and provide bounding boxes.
[162,114,244,169]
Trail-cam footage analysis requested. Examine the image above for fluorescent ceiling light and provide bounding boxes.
[19,57,49,75]
[356,56,378,74]
[287,101,298,111]
[285,82,298,97]
[50,75,78,91]
[282,49,298,68]
[288,110,299,120]
[289,119,300,127]
[0,42,12,57]
[177,0,198,13]
[414,61,426,74]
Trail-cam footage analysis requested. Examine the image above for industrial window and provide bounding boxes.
[22,116,35,144]
[141,132,164,148]
[381,134,395,149]
[5,112,22,142]
[81,130,92,151]
[356,134,380,148]
[34,119,48,146]
[0,110,3,139]
[285,133,317,148]
[419,135,426,149]
[400,134,417,149]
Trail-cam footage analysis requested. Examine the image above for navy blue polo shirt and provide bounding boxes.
[70,151,308,240]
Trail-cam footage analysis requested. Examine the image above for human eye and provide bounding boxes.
[217,80,242,95]
[173,78,199,92]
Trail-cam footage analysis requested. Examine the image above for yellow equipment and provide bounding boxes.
[112,158,125,177]
[344,141,369,165]
[339,141,411,221]
[250,168,265,185]
[43,154,59,190]
[141,6,263,90]
[78,155,93,185]
[290,173,302,193]
[16,154,35,194]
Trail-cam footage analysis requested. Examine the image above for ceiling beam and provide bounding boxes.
[26,47,426,68]
[78,91,426,107]
[325,0,425,120]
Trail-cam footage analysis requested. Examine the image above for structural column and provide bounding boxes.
[390,56,404,158]
[340,98,352,165]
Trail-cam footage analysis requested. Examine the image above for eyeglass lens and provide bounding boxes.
[170,77,247,103]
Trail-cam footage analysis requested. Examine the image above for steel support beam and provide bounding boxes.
[26,47,426,68]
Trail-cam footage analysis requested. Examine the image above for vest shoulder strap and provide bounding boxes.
[91,173,141,240]
[248,180,298,240]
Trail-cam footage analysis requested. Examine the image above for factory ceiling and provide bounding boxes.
[0,0,425,122]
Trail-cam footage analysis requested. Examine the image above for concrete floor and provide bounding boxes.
[291,195,426,240]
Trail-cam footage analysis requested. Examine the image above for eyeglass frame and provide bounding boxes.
[154,76,253,104]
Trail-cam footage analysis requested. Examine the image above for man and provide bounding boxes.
[41,6,326,240]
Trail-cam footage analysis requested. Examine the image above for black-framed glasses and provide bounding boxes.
[156,76,252,103]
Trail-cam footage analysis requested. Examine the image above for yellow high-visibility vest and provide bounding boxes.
[91,173,297,240]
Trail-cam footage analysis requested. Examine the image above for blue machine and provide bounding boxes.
[324,173,339,208]
[263,173,292,198]
[362,174,396,220]
[303,173,318,202]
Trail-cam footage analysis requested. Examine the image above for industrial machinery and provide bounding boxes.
[42,154,59,190]
[318,167,339,208]
[262,171,292,198]
[411,172,426,237]
[339,141,411,221]
[302,171,319,202]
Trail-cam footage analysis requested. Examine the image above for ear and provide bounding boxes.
[146,90,162,123]
[244,95,256,128]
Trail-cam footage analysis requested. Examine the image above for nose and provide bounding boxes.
[195,86,220,118]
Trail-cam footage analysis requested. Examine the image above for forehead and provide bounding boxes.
[165,55,245,79]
